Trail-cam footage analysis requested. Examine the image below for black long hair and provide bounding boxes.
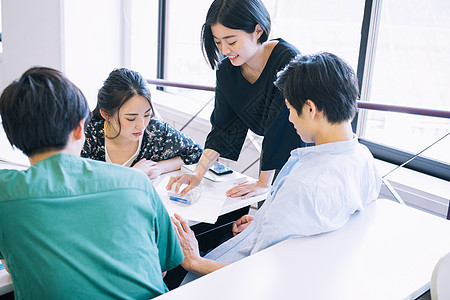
[201,0,271,69]
[92,68,154,138]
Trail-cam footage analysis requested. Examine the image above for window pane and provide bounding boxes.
[130,0,159,80]
[268,0,365,71]
[164,0,216,105]
[364,0,450,164]
[163,0,364,106]
[0,1,3,53]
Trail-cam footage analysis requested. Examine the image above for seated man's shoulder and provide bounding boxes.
[83,157,148,178]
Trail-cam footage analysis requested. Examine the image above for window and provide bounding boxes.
[157,0,365,110]
[361,0,450,165]
[165,0,215,86]
[130,0,159,81]
[130,0,449,180]
[268,0,365,71]
[0,1,3,54]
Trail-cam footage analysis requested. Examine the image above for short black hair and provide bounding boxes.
[0,67,90,156]
[201,0,271,70]
[275,52,359,123]
[92,68,154,139]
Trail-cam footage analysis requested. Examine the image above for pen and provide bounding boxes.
[169,196,192,205]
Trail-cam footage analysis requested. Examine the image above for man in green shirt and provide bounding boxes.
[0,67,183,299]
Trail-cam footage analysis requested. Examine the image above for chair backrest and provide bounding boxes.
[431,252,450,299]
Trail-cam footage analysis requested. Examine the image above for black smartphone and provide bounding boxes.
[209,161,233,175]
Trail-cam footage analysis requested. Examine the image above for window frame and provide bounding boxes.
[155,0,450,181]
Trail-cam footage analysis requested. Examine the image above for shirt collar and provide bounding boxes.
[290,134,359,159]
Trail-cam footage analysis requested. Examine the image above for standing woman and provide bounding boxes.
[82,68,203,179]
[168,0,307,198]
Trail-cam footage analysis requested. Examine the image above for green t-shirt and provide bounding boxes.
[0,153,183,300]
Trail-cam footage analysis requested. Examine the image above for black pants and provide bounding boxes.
[163,206,249,290]
[0,292,14,300]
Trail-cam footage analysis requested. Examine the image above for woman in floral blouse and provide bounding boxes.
[82,68,203,179]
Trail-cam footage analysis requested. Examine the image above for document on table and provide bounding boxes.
[155,176,229,224]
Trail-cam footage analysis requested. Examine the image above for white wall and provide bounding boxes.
[1,0,64,87]
[0,0,123,109]
[63,0,123,108]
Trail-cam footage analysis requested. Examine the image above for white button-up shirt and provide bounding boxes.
[183,136,381,284]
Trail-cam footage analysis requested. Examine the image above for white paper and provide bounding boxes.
[154,176,229,224]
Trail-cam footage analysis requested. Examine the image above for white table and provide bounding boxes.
[153,170,267,224]
[0,268,12,296]
[0,161,25,295]
[155,199,450,300]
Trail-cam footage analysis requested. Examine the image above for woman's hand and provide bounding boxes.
[133,158,163,180]
[171,213,201,272]
[226,180,270,199]
[232,215,254,236]
[166,172,203,196]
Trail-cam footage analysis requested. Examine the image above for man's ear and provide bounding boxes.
[305,99,317,117]
[99,109,110,121]
[73,119,85,141]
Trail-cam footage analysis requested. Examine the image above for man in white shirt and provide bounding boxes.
[171,52,381,283]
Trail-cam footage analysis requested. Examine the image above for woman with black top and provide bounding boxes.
[168,0,307,201]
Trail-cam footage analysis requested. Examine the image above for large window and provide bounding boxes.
[129,0,449,180]
[149,0,367,121]
[362,0,450,165]
[161,0,364,101]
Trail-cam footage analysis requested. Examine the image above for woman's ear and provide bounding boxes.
[99,109,110,121]
[254,24,264,39]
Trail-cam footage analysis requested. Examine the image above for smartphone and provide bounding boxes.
[209,161,233,176]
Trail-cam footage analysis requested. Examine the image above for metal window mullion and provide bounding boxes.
[157,0,167,90]
[356,0,383,137]
[120,0,132,68]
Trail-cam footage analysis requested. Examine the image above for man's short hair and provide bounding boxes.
[0,67,90,156]
[275,52,359,123]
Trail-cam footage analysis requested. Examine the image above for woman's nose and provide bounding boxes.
[136,118,145,129]
[220,43,230,55]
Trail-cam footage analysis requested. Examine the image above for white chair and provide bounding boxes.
[431,252,450,299]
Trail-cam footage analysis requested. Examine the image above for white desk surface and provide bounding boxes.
[0,268,12,296]
[156,199,450,300]
[153,171,267,224]
[0,161,22,295]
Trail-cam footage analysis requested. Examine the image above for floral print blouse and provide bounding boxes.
[81,117,203,166]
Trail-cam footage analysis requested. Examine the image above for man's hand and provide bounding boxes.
[171,213,201,272]
[232,215,254,236]
[171,214,229,276]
